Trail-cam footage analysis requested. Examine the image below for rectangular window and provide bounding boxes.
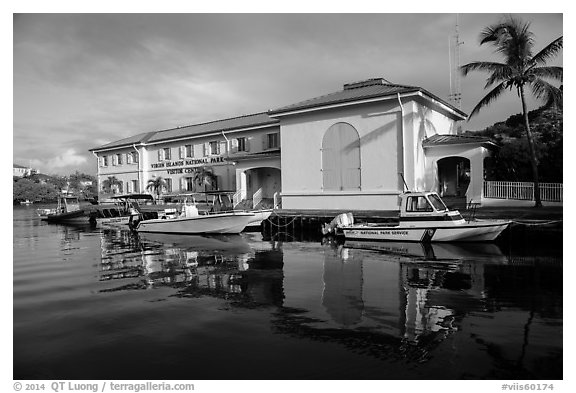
[164,147,172,161]
[131,180,139,193]
[185,144,193,158]
[186,177,194,192]
[133,152,139,164]
[103,156,109,166]
[127,153,133,164]
[209,141,219,155]
[165,178,172,193]
[406,196,433,212]
[237,137,247,152]
[117,154,123,165]
[267,133,279,149]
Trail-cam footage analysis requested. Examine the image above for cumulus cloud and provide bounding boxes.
[36,149,88,174]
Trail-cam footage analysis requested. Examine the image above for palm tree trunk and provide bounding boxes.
[519,85,542,208]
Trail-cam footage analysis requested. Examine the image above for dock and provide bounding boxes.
[261,205,563,243]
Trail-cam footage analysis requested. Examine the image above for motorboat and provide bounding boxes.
[37,196,89,223]
[19,200,33,205]
[89,193,156,227]
[195,191,275,229]
[324,191,511,242]
[132,195,256,234]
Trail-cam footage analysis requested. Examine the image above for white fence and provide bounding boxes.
[484,181,563,202]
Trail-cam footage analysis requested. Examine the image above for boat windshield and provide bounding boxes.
[428,194,448,211]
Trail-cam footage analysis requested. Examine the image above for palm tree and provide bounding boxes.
[101,176,123,194]
[146,176,167,203]
[461,15,562,207]
[192,168,217,192]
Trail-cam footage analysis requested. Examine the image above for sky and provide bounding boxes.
[12,10,563,176]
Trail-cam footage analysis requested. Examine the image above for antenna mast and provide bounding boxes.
[448,14,463,110]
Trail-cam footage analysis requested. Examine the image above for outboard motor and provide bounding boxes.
[322,212,354,236]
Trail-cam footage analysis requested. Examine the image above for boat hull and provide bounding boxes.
[136,212,255,234]
[95,216,131,228]
[245,209,273,228]
[341,220,511,242]
[42,209,90,223]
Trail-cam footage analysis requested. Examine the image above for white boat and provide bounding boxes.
[20,200,33,205]
[133,200,256,234]
[245,208,274,228]
[37,196,89,223]
[326,191,511,242]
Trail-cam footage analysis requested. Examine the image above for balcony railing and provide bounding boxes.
[252,188,263,209]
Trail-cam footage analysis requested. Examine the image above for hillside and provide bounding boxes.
[462,105,562,182]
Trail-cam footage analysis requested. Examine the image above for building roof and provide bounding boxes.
[269,78,468,118]
[422,134,498,148]
[91,112,278,151]
[146,112,278,144]
[90,131,157,151]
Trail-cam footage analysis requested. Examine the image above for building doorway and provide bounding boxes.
[240,167,281,208]
[437,157,471,197]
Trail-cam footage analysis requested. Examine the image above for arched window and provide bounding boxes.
[322,123,361,191]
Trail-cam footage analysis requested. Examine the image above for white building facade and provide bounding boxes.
[90,113,281,208]
[91,78,496,210]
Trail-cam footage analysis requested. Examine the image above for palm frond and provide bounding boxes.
[483,66,515,89]
[460,61,508,77]
[480,16,534,62]
[530,78,563,108]
[530,66,563,82]
[468,82,508,119]
[531,37,563,67]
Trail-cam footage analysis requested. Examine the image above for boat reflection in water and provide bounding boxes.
[94,230,561,379]
[98,230,285,307]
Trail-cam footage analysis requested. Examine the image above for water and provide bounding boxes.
[13,205,563,380]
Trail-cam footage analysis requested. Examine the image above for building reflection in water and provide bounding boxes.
[95,229,562,376]
[322,246,364,327]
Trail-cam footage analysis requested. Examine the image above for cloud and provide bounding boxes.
[34,149,88,174]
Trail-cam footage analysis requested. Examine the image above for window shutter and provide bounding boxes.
[179,146,185,159]
[322,123,361,191]
[158,149,164,161]
[219,141,227,155]
[134,152,139,163]
[180,178,186,191]
[263,135,267,150]
[245,138,250,152]
[231,138,238,153]
[203,143,209,157]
